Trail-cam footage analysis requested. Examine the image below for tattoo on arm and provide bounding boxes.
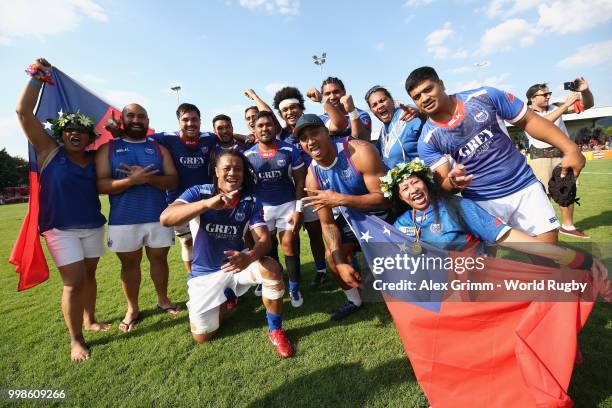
[323,223,345,264]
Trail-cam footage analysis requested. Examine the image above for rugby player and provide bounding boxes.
[296,114,391,320]
[96,104,181,332]
[160,150,294,357]
[245,111,307,307]
[307,77,372,140]
[406,67,585,243]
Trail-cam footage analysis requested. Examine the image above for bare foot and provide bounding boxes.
[70,336,90,362]
[84,322,112,332]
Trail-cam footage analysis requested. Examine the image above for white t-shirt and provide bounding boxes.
[526,105,570,149]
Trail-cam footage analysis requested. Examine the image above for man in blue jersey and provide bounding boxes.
[295,114,391,320]
[160,150,294,358]
[152,103,217,272]
[273,86,328,288]
[245,111,307,307]
[405,67,586,243]
[307,77,372,140]
[96,103,181,333]
[365,85,424,169]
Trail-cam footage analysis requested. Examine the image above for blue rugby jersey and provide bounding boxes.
[244,140,304,206]
[107,138,168,225]
[418,87,536,201]
[320,107,372,138]
[152,132,216,203]
[393,196,510,252]
[177,184,266,279]
[375,108,423,169]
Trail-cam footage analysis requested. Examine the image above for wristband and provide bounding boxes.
[348,109,359,121]
[295,199,303,213]
[558,248,593,270]
[29,78,42,89]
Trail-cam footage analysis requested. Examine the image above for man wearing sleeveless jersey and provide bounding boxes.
[307,77,372,141]
[245,111,307,307]
[365,85,424,169]
[152,103,217,272]
[160,150,294,357]
[273,86,328,288]
[405,67,586,243]
[296,114,390,320]
[96,103,181,332]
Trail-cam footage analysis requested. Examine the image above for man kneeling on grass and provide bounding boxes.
[160,149,294,358]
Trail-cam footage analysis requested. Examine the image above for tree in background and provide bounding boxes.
[0,148,28,189]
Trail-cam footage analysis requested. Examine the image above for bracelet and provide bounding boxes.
[348,109,360,121]
[29,78,42,89]
[295,199,303,213]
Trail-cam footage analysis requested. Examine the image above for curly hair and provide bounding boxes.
[273,86,306,111]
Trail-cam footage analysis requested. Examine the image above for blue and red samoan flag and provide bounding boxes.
[9,68,121,291]
[340,207,596,408]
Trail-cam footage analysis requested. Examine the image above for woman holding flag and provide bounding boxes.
[16,58,109,362]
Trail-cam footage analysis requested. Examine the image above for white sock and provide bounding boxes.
[317,268,327,274]
[562,225,576,231]
[344,288,362,307]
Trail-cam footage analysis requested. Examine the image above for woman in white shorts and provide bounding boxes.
[16,58,109,362]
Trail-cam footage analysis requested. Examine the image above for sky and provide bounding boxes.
[0,0,611,159]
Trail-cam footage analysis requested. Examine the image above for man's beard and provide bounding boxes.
[125,125,147,139]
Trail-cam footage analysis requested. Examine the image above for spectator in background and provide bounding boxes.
[525,79,594,239]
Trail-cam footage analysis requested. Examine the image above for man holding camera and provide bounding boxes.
[525,78,594,238]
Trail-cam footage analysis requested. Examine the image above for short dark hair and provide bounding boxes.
[212,150,256,196]
[244,106,259,117]
[405,67,440,94]
[365,85,393,107]
[321,76,345,93]
[254,110,274,123]
[273,86,306,111]
[212,114,232,127]
[176,103,200,119]
[526,83,548,105]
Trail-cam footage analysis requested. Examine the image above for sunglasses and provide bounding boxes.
[533,92,552,98]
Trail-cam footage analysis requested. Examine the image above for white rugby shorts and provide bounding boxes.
[42,226,105,267]
[107,222,174,252]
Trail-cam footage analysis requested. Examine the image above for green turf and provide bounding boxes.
[0,161,610,408]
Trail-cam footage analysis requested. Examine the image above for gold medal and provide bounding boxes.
[411,241,422,254]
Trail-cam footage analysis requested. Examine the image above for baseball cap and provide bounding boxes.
[294,114,325,139]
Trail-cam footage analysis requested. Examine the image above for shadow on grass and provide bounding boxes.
[575,210,612,231]
[248,358,426,408]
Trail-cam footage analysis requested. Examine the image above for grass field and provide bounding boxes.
[1,160,611,408]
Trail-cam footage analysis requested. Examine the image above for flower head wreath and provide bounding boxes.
[48,111,98,142]
[379,158,431,199]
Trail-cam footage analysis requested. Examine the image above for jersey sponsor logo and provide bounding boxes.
[399,226,416,236]
[448,110,464,127]
[474,111,489,123]
[430,223,442,234]
[458,128,494,158]
[204,223,239,235]
[179,156,205,167]
[115,148,130,154]
[257,170,282,180]
[145,147,155,155]
[549,216,558,224]
[341,169,353,180]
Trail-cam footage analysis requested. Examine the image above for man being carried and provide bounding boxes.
[296,114,390,320]
[96,104,181,332]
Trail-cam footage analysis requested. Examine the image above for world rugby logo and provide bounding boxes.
[474,111,489,123]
